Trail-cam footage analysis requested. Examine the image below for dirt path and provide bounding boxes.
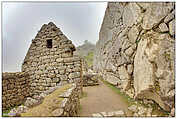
[79,80,129,117]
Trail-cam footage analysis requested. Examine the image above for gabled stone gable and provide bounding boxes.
[22,22,82,97]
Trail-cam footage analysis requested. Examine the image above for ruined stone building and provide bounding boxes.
[22,22,83,96]
[3,22,83,110]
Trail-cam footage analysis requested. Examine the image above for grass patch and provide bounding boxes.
[2,109,11,117]
[102,79,169,116]
[79,105,82,112]
[21,84,72,117]
[84,52,94,67]
[78,104,83,116]
[2,105,20,117]
[151,102,169,116]
[80,91,87,99]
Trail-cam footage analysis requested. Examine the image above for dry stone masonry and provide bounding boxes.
[3,22,83,115]
[93,2,175,113]
[22,22,83,97]
[2,72,30,110]
[8,83,80,117]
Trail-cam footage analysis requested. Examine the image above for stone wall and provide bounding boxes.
[54,83,80,116]
[2,72,30,110]
[93,2,175,112]
[22,22,83,97]
[2,22,83,112]
[19,83,80,117]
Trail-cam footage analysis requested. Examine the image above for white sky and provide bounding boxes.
[2,2,107,72]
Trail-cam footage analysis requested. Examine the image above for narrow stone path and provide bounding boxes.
[79,80,129,117]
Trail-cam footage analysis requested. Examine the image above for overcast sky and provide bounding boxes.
[2,2,107,72]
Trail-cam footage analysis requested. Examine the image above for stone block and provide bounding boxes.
[52,108,64,117]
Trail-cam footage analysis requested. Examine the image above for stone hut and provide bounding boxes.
[22,22,82,96]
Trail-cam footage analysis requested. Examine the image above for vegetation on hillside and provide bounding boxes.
[74,40,95,68]
[84,52,94,67]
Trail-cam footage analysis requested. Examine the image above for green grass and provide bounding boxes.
[135,39,141,45]
[102,79,169,116]
[84,52,94,67]
[150,102,169,116]
[80,91,87,99]
[78,104,82,116]
[101,79,135,106]
[2,109,11,117]
[2,105,20,117]
[101,78,151,107]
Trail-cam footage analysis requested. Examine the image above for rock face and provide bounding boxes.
[93,2,175,112]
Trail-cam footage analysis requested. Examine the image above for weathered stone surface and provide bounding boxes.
[137,106,147,115]
[133,113,139,117]
[123,3,141,27]
[94,2,175,113]
[24,97,39,107]
[56,58,63,62]
[170,108,175,117]
[105,73,120,86]
[8,105,28,117]
[118,66,130,80]
[83,74,99,87]
[142,3,174,29]
[125,47,134,56]
[159,23,169,32]
[100,112,107,117]
[164,10,175,23]
[52,108,64,116]
[128,105,137,112]
[2,72,30,110]
[128,25,139,43]
[121,80,131,91]
[114,110,125,117]
[134,38,154,97]
[127,64,133,75]
[92,113,102,117]
[146,107,153,117]
[107,111,115,117]
[134,31,173,111]
[169,19,175,36]
[68,72,80,79]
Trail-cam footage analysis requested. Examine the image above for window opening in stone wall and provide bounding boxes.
[47,39,52,48]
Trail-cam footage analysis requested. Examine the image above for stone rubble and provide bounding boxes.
[83,73,99,87]
[8,105,28,117]
[128,104,154,117]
